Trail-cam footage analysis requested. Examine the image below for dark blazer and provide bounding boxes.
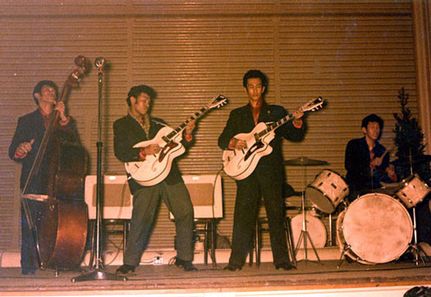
[9,109,78,194]
[218,102,306,172]
[345,136,391,192]
[113,114,188,194]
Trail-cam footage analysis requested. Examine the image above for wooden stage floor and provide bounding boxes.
[1,259,431,296]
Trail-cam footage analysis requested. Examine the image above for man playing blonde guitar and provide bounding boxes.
[218,70,306,271]
[113,85,197,274]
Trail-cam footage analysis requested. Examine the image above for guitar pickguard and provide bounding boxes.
[159,141,179,162]
[244,141,264,161]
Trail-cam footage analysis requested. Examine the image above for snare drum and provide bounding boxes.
[291,212,327,249]
[336,193,412,264]
[395,174,431,208]
[305,169,349,214]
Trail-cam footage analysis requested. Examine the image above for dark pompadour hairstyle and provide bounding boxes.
[32,80,58,105]
[126,85,157,106]
[361,113,384,130]
[242,69,268,93]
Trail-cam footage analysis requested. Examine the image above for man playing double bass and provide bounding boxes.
[9,80,79,275]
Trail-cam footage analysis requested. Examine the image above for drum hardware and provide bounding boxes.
[406,206,428,266]
[285,156,329,263]
[295,189,321,263]
[328,213,333,247]
[307,203,340,247]
[291,212,327,249]
[395,175,431,265]
[379,181,402,197]
[284,157,329,167]
[392,149,431,265]
[392,154,431,168]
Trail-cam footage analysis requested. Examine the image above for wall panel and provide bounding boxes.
[278,15,417,188]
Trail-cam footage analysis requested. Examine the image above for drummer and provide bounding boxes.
[344,114,397,202]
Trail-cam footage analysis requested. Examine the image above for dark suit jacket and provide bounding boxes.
[344,136,391,192]
[9,109,78,194]
[113,114,189,194]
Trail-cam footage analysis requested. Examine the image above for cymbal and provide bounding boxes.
[392,155,431,166]
[284,157,329,166]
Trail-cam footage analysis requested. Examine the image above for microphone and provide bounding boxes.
[95,57,106,70]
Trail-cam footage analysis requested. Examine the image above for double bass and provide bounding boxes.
[22,56,90,271]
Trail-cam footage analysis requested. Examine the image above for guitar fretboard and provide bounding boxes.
[256,113,295,139]
[164,106,210,141]
[254,96,323,140]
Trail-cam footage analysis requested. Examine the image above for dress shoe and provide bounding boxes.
[174,257,197,271]
[116,264,135,275]
[223,263,242,271]
[275,262,296,270]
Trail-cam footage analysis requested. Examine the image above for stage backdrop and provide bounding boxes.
[0,1,419,254]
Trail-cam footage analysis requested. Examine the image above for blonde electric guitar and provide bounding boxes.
[125,95,228,186]
[222,97,325,180]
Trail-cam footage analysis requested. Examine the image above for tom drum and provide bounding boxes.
[395,174,431,208]
[306,169,349,214]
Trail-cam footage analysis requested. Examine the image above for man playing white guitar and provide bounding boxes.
[113,85,197,274]
[218,70,306,271]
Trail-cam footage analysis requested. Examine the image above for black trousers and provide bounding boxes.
[228,166,290,267]
[21,199,44,272]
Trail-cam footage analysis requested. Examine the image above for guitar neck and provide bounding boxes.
[166,105,211,140]
[256,112,296,139]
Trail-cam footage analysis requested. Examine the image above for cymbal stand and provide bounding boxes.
[328,213,333,246]
[336,199,350,268]
[294,165,321,263]
[404,149,426,265]
[408,206,427,266]
[72,58,126,282]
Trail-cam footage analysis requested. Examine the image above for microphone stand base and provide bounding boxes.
[71,268,127,282]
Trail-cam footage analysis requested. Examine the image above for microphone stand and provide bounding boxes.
[72,58,126,282]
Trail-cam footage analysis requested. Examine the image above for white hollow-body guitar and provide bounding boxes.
[222,97,325,180]
[125,95,228,186]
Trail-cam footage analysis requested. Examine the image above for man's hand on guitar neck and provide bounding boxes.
[292,110,304,129]
[139,144,161,160]
[183,120,196,142]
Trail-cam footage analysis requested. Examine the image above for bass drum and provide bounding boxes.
[336,210,372,265]
[291,212,327,249]
[336,193,412,264]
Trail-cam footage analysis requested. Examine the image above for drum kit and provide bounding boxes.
[285,156,431,266]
